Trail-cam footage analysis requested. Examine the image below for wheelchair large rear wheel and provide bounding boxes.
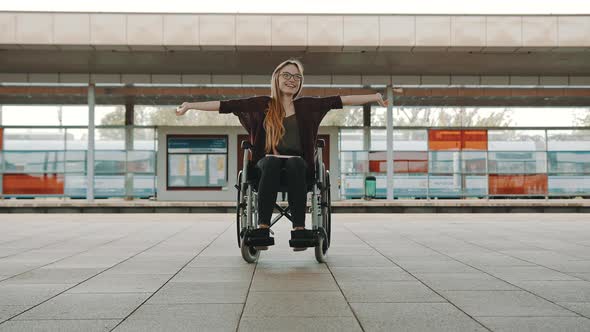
[236,171,243,247]
[315,171,331,263]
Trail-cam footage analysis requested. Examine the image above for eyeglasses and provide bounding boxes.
[280,72,303,82]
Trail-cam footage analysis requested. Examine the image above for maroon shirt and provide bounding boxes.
[219,95,343,180]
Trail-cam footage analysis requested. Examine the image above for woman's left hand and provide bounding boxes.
[376,93,388,107]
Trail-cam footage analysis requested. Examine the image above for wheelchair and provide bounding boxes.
[235,139,332,263]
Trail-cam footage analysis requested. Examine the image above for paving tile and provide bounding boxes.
[238,317,363,332]
[350,303,488,332]
[0,305,28,322]
[67,274,171,293]
[15,293,149,320]
[394,259,479,273]
[148,281,248,304]
[255,260,330,274]
[325,255,395,267]
[413,272,519,291]
[558,302,590,317]
[243,291,352,317]
[339,281,445,303]
[187,255,253,267]
[475,316,590,332]
[330,267,415,282]
[172,267,254,283]
[480,266,581,282]
[441,290,578,317]
[0,319,120,332]
[514,281,590,302]
[251,272,338,291]
[113,303,242,332]
[0,284,72,306]
[1,268,103,284]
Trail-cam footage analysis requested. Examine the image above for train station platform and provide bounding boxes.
[0,198,588,213]
[0,213,589,331]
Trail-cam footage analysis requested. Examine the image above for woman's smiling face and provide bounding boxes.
[277,64,302,97]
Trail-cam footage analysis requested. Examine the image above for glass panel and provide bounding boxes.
[340,129,364,151]
[3,151,65,173]
[548,152,590,174]
[489,174,547,195]
[340,151,368,174]
[94,175,125,197]
[429,130,461,151]
[64,174,86,197]
[462,130,487,150]
[429,151,460,174]
[488,130,546,151]
[127,151,156,173]
[134,105,241,126]
[547,130,590,151]
[462,151,487,174]
[133,128,156,150]
[548,175,590,195]
[369,151,386,173]
[2,105,61,126]
[207,154,227,186]
[322,106,362,127]
[370,129,386,151]
[393,129,428,151]
[3,173,65,195]
[395,151,428,173]
[66,129,88,150]
[95,105,125,126]
[488,152,547,174]
[393,174,427,198]
[505,107,587,127]
[132,174,156,197]
[65,151,86,173]
[464,175,488,196]
[3,128,65,150]
[461,107,513,127]
[429,174,462,197]
[340,174,364,198]
[394,107,462,127]
[94,151,126,174]
[95,128,125,150]
[168,154,187,187]
[61,105,89,126]
[188,154,207,186]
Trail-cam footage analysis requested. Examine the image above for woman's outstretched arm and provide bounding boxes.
[340,89,403,107]
[175,101,220,116]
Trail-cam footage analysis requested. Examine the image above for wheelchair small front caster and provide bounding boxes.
[314,231,329,263]
[240,236,260,263]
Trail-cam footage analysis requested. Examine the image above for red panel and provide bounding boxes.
[429,130,461,150]
[462,130,487,150]
[369,151,428,174]
[3,173,65,195]
[489,174,547,195]
[0,128,3,150]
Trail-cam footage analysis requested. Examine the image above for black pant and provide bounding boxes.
[255,156,308,228]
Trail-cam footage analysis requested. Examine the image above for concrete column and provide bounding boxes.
[125,102,134,200]
[386,86,394,200]
[87,84,95,202]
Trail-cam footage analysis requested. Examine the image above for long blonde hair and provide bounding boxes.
[264,59,304,153]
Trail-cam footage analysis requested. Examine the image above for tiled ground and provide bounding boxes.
[0,213,589,331]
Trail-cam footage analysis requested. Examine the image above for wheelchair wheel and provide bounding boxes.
[240,236,260,263]
[315,171,331,263]
[236,171,243,247]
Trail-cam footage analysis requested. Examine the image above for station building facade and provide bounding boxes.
[0,11,589,201]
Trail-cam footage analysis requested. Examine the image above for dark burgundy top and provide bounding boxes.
[219,95,343,179]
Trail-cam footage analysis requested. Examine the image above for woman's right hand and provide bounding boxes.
[176,102,190,116]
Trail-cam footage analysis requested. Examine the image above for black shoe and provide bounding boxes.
[247,227,274,250]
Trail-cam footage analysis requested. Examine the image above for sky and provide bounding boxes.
[1,0,590,14]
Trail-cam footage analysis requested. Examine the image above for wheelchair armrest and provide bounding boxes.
[241,140,253,150]
[316,139,325,148]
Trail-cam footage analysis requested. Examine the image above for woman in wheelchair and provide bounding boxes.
[177,59,390,254]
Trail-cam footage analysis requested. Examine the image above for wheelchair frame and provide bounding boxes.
[235,139,332,263]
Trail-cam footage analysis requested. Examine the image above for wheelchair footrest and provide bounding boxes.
[289,230,317,248]
[244,228,275,247]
